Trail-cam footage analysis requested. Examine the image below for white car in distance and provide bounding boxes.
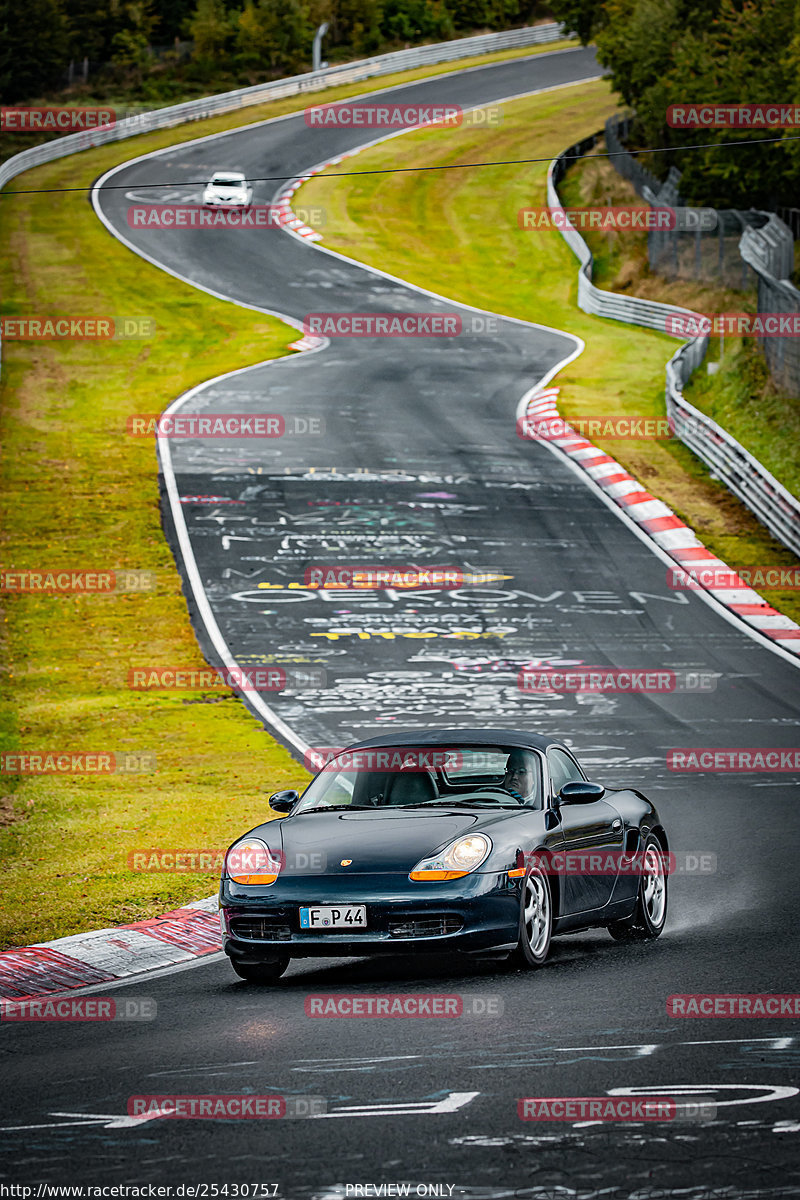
[202,171,253,208]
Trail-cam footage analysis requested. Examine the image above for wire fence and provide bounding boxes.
[549,132,800,556]
[741,221,800,397]
[605,113,764,293]
[603,112,666,200]
[647,209,764,292]
[604,112,800,401]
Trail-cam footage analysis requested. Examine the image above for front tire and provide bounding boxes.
[511,862,553,967]
[231,955,290,983]
[608,835,668,941]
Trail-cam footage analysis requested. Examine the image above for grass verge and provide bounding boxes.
[0,38,578,164]
[297,77,800,622]
[557,144,800,502]
[1,37,583,948]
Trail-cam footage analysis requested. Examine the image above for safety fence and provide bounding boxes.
[548,131,698,333]
[605,113,765,292]
[0,22,567,196]
[0,22,568,377]
[549,132,800,557]
[739,219,800,399]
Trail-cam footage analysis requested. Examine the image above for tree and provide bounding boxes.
[565,0,800,208]
[548,0,605,43]
[380,0,453,42]
[189,0,232,62]
[108,0,157,75]
[330,0,383,54]
[235,0,313,74]
[0,0,70,101]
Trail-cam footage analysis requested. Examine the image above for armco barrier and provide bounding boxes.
[0,22,567,377]
[547,131,698,333]
[666,340,800,558]
[548,132,800,558]
[0,23,566,197]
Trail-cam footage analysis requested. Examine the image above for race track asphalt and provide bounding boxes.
[2,45,798,1196]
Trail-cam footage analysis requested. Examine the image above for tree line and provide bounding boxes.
[551,0,800,209]
[0,0,548,103]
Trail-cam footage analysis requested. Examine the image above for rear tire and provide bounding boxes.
[607,835,668,941]
[231,955,290,983]
[511,861,553,967]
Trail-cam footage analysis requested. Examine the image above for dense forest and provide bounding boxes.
[551,0,800,208]
[0,0,550,103]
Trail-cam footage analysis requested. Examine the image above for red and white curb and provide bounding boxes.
[287,333,326,352]
[281,151,361,352]
[525,387,800,655]
[274,172,325,244]
[0,896,220,1003]
[276,149,360,255]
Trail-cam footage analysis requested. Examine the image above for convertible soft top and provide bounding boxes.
[345,728,558,753]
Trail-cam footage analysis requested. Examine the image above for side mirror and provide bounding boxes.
[558,780,605,805]
[269,789,299,814]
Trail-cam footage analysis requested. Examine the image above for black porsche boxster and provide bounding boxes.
[219,729,669,982]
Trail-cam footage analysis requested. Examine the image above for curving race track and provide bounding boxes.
[4,46,800,1195]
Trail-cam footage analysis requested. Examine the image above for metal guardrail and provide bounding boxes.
[739,216,800,404]
[549,133,800,558]
[666,340,800,558]
[737,212,794,281]
[0,22,567,195]
[0,22,568,377]
[6,28,797,556]
[547,132,698,333]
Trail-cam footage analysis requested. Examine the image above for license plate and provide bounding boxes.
[299,905,367,930]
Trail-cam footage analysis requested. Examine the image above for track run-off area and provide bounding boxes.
[3,46,800,1196]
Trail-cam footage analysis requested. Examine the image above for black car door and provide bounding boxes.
[547,748,625,915]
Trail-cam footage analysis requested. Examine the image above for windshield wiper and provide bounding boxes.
[296,804,377,814]
[399,799,520,808]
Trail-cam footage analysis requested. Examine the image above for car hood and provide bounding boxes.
[260,807,501,875]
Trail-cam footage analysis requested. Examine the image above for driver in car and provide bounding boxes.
[481,749,538,804]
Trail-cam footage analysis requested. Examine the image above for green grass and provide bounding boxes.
[0,156,313,949]
[559,142,800,547]
[2,48,794,952]
[298,78,800,620]
[0,37,579,164]
[681,332,800,505]
[0,33,580,951]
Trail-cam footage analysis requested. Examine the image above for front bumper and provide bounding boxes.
[220,871,520,961]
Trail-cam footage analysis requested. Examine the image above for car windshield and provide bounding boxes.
[293,744,543,813]
[211,175,245,187]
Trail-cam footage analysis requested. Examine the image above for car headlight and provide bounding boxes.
[225,838,282,885]
[410,834,492,881]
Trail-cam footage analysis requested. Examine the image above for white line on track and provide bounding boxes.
[90,64,599,758]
